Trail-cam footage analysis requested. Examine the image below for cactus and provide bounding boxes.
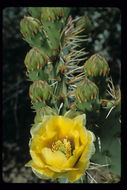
[20,7,121,183]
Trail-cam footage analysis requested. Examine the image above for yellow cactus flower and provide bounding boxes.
[25,114,95,183]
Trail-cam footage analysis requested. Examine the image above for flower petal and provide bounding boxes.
[63,145,85,168]
[41,147,67,169]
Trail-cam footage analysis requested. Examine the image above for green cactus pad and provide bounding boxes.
[75,77,100,112]
[29,80,53,110]
[91,110,121,177]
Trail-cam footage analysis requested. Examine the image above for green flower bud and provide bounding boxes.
[20,16,52,55]
[84,54,110,97]
[29,80,53,110]
[34,106,58,124]
[76,15,92,34]
[24,47,49,81]
[75,77,99,112]
[20,16,41,38]
[84,54,110,78]
[24,47,47,71]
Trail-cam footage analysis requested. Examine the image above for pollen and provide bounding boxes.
[52,138,72,159]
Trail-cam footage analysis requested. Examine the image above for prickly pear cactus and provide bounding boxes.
[20,7,121,183]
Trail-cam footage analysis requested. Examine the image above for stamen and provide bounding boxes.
[52,138,72,159]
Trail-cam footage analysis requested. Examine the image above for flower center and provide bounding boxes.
[51,138,72,159]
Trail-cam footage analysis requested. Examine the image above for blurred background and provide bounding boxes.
[2,7,121,183]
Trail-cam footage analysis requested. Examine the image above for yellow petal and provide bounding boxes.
[73,114,86,127]
[66,160,89,182]
[71,130,80,149]
[63,145,84,168]
[26,160,55,179]
[41,147,67,169]
[30,150,44,168]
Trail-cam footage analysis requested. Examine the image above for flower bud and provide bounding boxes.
[20,16,50,54]
[84,54,110,78]
[76,15,92,34]
[24,47,49,81]
[24,47,47,71]
[20,16,41,38]
[29,80,53,110]
[34,106,58,124]
[84,54,110,97]
[75,78,99,112]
